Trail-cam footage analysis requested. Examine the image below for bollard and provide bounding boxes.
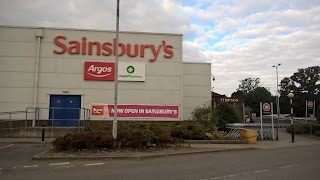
[42,125,45,143]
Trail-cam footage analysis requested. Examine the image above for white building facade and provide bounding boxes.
[0,26,211,124]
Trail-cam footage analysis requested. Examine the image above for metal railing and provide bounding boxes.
[226,123,278,140]
[0,111,29,129]
[0,107,91,130]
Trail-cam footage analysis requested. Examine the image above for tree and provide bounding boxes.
[237,78,260,94]
[213,102,241,131]
[317,105,320,124]
[279,66,320,117]
[291,66,320,95]
[231,78,273,116]
[245,87,273,116]
[231,90,245,99]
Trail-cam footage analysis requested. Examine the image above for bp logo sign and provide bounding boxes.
[307,101,313,108]
[127,66,135,74]
[262,102,271,115]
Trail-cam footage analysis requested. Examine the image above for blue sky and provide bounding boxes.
[1,0,319,96]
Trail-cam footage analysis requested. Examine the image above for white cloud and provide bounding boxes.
[0,0,319,97]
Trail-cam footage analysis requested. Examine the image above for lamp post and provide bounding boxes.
[288,92,294,143]
[112,0,120,140]
[272,63,281,140]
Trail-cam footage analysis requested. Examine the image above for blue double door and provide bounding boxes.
[49,95,81,127]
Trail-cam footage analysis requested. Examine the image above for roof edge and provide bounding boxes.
[0,25,183,36]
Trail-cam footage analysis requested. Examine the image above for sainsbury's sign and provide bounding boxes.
[53,36,174,62]
[84,62,114,81]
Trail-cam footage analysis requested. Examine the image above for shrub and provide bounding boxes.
[186,123,206,140]
[52,136,70,151]
[89,123,111,132]
[157,132,174,146]
[191,105,215,130]
[52,122,217,152]
[214,102,241,131]
[52,132,100,151]
[211,131,233,140]
[170,126,191,139]
[286,122,320,136]
[98,132,114,149]
[117,129,132,148]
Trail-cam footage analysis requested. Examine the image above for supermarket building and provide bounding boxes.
[0,26,211,125]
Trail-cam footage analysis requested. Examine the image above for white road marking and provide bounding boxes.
[84,163,105,166]
[49,162,70,166]
[0,144,14,149]
[279,165,294,169]
[209,177,222,180]
[56,165,75,169]
[202,170,269,180]
[23,165,38,168]
[254,170,268,173]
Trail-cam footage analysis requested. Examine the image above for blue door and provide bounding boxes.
[49,95,81,126]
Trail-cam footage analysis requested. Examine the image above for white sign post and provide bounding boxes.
[271,102,274,140]
[260,102,263,140]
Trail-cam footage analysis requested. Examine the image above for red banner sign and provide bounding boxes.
[84,62,115,81]
[89,104,179,118]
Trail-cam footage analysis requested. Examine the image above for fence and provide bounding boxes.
[226,123,278,140]
[0,107,90,130]
[0,111,29,129]
[227,118,320,140]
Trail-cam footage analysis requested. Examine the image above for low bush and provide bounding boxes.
[52,132,102,151]
[286,122,320,136]
[170,126,191,139]
[52,122,232,152]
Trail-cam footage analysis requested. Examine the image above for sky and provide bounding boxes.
[0,0,319,96]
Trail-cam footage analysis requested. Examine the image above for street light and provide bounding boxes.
[288,92,294,143]
[272,63,281,140]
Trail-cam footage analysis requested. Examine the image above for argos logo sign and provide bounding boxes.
[84,62,114,81]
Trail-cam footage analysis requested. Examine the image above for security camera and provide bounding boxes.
[212,75,215,81]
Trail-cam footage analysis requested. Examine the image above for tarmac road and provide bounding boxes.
[1,129,320,180]
[0,144,319,180]
[0,143,52,175]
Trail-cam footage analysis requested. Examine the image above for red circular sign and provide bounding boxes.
[263,103,271,111]
[307,101,313,108]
